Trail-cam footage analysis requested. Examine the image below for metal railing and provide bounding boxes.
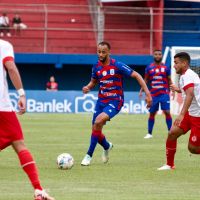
[0,3,200,54]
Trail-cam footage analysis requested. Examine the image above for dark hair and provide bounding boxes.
[98,41,111,50]
[153,49,162,53]
[174,52,190,64]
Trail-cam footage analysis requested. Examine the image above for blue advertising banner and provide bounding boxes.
[9,90,149,114]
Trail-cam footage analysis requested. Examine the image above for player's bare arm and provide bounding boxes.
[170,84,182,93]
[82,78,98,94]
[4,60,26,115]
[139,75,148,97]
[131,71,152,108]
[174,86,194,126]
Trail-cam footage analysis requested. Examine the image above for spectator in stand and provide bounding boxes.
[12,13,27,35]
[46,76,58,91]
[0,13,11,37]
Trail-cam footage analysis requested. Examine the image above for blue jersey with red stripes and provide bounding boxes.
[145,63,170,97]
[92,58,133,109]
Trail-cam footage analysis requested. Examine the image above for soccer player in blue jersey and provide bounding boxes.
[81,41,152,166]
[139,50,173,139]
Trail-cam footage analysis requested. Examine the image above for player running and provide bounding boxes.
[81,41,152,166]
[139,50,173,139]
[158,52,200,170]
[0,39,55,200]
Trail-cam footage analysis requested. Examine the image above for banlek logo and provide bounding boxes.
[121,100,149,114]
[27,99,72,113]
[75,94,98,113]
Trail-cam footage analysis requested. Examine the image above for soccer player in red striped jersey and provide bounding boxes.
[0,39,54,200]
[139,50,173,139]
[158,52,200,170]
[81,41,152,166]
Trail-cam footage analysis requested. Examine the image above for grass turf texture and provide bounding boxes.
[0,113,200,200]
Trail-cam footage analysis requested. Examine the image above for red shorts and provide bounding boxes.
[0,112,24,150]
[179,112,200,147]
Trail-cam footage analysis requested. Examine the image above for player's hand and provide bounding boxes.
[174,114,184,127]
[145,93,152,109]
[82,86,90,94]
[17,96,26,115]
[171,90,175,100]
[170,84,180,93]
[139,90,143,99]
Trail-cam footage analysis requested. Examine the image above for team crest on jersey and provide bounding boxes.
[191,136,197,142]
[161,68,165,72]
[110,69,115,75]
[102,71,107,76]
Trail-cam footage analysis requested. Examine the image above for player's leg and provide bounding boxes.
[99,104,120,163]
[4,112,54,200]
[144,96,159,139]
[87,112,110,157]
[187,116,200,154]
[12,140,43,191]
[158,113,190,170]
[81,111,110,166]
[161,94,172,131]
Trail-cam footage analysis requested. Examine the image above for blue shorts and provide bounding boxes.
[149,94,170,113]
[92,100,122,124]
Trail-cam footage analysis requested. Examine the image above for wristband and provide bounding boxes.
[17,88,25,96]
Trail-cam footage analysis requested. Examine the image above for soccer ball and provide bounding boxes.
[57,153,74,170]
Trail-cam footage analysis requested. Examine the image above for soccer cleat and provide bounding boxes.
[157,164,175,171]
[144,133,153,139]
[34,189,55,200]
[81,154,92,166]
[102,142,113,163]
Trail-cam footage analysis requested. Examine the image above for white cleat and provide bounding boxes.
[102,142,113,163]
[157,164,175,171]
[34,189,55,200]
[144,133,153,139]
[81,154,92,166]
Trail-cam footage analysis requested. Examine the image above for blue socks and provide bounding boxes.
[87,134,98,157]
[148,117,155,135]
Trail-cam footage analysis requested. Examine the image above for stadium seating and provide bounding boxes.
[1,0,97,53]
[104,10,150,54]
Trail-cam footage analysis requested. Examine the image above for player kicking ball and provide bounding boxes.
[81,41,152,166]
[0,39,54,200]
[158,52,200,170]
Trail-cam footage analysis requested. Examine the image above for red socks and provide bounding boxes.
[18,149,42,190]
[166,138,177,167]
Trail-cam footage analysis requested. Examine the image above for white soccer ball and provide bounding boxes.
[57,153,74,170]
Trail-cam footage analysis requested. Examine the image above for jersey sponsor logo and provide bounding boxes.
[152,85,164,89]
[154,76,162,79]
[100,80,113,84]
[102,92,117,97]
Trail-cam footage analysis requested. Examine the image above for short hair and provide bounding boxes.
[174,52,191,64]
[153,49,162,53]
[98,41,111,50]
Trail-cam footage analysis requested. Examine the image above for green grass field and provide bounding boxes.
[1,113,200,200]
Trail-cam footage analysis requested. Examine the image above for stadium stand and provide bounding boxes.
[0,0,97,53]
